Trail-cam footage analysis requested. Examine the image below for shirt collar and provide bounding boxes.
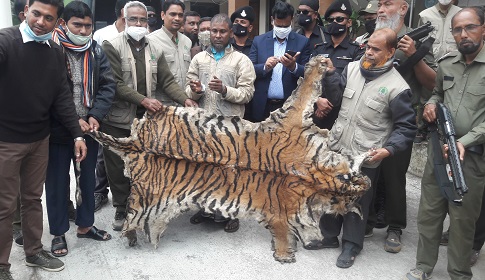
[19,21,51,47]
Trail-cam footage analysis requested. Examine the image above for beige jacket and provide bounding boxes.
[185,46,256,117]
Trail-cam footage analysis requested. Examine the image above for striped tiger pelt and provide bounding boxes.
[92,56,371,263]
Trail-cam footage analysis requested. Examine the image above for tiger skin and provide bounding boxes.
[92,56,371,263]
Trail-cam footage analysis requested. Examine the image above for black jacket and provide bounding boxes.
[50,40,115,144]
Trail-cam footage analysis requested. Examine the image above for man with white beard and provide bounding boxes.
[366,0,437,254]
[101,1,196,231]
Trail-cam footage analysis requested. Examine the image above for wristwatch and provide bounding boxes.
[74,137,85,142]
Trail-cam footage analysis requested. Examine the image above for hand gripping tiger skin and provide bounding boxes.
[91,56,371,263]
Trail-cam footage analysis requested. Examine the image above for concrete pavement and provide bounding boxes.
[8,171,485,280]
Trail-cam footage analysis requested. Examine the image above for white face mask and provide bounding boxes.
[198,30,210,47]
[65,25,92,46]
[126,26,149,41]
[273,23,292,39]
[438,0,452,5]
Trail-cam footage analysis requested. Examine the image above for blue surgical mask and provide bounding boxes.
[23,21,56,42]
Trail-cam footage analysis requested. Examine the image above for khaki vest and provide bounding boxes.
[329,61,410,168]
[104,33,161,129]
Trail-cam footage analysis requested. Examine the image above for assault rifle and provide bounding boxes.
[428,103,468,206]
[397,21,434,42]
[395,22,435,75]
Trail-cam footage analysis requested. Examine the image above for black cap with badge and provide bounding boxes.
[230,6,255,23]
[324,0,353,19]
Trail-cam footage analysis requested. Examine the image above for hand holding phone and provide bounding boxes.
[286,50,297,57]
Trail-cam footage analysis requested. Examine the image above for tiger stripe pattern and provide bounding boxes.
[92,56,371,263]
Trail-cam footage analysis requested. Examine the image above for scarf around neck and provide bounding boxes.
[52,26,94,108]
[359,56,395,81]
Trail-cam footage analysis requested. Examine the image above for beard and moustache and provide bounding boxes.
[375,12,401,31]
[458,39,481,55]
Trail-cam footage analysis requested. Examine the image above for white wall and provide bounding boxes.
[1,0,13,28]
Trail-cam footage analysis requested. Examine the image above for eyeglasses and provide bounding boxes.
[297,10,314,15]
[451,24,481,36]
[126,17,148,24]
[326,16,348,23]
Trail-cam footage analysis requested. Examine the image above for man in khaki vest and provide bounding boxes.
[309,28,416,269]
[102,1,196,231]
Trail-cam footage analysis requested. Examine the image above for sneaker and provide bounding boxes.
[94,193,108,212]
[0,267,14,280]
[404,268,432,280]
[364,228,374,238]
[440,230,449,246]
[470,249,480,267]
[112,211,126,231]
[384,230,402,253]
[25,250,65,272]
[12,230,23,247]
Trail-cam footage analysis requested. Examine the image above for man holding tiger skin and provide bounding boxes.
[186,13,256,233]
[101,1,197,231]
[308,28,416,268]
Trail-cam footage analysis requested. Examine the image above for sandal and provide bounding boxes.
[336,242,359,268]
[190,210,212,224]
[51,235,68,257]
[224,218,239,233]
[77,226,111,241]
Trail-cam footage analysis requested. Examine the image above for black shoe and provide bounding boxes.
[112,211,126,231]
[68,208,76,222]
[336,242,359,268]
[12,229,23,247]
[321,236,340,248]
[94,193,108,212]
[440,230,449,246]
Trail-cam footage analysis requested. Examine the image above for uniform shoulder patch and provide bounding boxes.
[438,51,458,62]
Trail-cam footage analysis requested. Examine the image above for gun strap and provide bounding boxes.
[397,37,435,75]
[428,125,462,206]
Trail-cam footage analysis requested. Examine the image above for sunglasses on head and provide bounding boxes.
[297,10,313,15]
[326,16,348,23]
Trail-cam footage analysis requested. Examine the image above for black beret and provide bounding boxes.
[299,0,319,12]
[324,0,353,19]
[230,6,255,23]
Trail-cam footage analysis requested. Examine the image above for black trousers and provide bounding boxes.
[368,144,413,232]
[320,167,379,251]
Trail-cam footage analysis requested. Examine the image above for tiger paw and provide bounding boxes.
[273,251,296,263]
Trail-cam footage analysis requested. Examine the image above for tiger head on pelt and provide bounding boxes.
[92,56,371,263]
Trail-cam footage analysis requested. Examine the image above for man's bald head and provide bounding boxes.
[372,28,397,52]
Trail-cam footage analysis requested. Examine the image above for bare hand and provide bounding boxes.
[208,76,225,94]
[189,80,203,93]
[79,118,90,133]
[264,56,279,73]
[74,140,87,162]
[397,35,417,58]
[443,142,465,162]
[314,98,333,118]
[184,99,199,108]
[141,97,163,112]
[88,117,99,132]
[366,147,390,163]
[423,103,437,123]
[280,52,300,72]
[320,57,336,74]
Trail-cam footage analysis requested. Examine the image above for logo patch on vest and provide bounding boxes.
[378,87,389,96]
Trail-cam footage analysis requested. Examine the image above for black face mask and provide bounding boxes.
[148,17,158,27]
[365,19,376,35]
[232,23,249,37]
[298,14,312,27]
[327,22,347,36]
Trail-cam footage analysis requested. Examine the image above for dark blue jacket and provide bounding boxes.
[50,40,115,144]
[248,30,311,122]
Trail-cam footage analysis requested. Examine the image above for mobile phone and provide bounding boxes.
[286,50,297,57]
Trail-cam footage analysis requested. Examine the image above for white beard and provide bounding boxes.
[376,12,401,31]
